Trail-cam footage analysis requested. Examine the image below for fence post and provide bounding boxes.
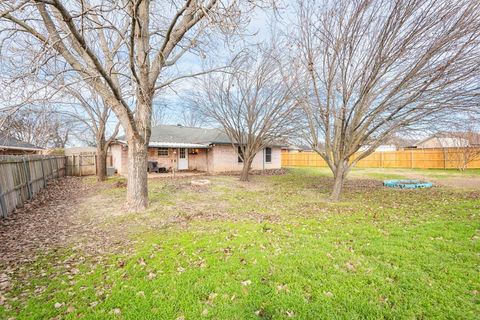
[79,155,82,177]
[0,184,7,218]
[54,157,59,178]
[49,158,53,179]
[22,157,33,200]
[410,150,414,168]
[40,158,47,188]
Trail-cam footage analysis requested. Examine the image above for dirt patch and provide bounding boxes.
[393,171,480,189]
[0,177,95,270]
[219,168,288,176]
[432,178,480,189]
[311,177,383,193]
[0,177,136,297]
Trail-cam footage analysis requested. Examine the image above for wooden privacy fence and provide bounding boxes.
[0,155,66,218]
[282,148,480,169]
[65,154,112,176]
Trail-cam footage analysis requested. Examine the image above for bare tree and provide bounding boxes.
[0,107,75,148]
[195,49,298,181]
[179,102,206,127]
[151,101,170,127]
[61,86,121,181]
[293,0,480,200]
[1,0,252,210]
[443,115,480,170]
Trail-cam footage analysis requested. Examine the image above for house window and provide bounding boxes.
[179,148,186,159]
[265,147,272,163]
[158,148,168,157]
[237,146,244,163]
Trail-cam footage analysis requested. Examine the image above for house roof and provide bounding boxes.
[414,131,480,148]
[117,124,285,148]
[0,134,43,151]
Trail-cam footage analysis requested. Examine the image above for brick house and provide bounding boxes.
[110,124,283,175]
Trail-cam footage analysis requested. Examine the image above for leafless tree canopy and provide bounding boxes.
[0,107,74,149]
[292,0,480,199]
[441,114,480,170]
[194,48,299,181]
[0,0,255,210]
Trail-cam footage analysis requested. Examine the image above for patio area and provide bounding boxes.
[147,170,208,179]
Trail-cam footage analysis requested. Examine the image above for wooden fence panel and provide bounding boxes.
[282,148,480,169]
[65,154,111,176]
[0,156,66,218]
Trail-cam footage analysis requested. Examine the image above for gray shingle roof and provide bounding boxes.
[118,125,232,147]
[118,125,287,148]
[0,134,43,150]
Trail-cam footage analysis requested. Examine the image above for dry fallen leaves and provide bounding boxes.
[345,262,357,272]
[241,280,252,286]
[147,272,156,280]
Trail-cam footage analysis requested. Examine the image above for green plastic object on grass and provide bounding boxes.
[383,179,433,189]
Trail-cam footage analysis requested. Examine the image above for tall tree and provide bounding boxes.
[0,0,251,210]
[293,0,480,200]
[195,49,298,181]
[62,86,120,181]
[0,107,74,148]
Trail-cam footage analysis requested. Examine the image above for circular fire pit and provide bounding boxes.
[383,179,433,189]
[191,179,210,187]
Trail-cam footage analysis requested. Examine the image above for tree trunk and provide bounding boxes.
[239,158,253,182]
[96,146,107,182]
[126,137,149,211]
[330,161,349,201]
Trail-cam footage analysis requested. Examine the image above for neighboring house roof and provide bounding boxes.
[414,131,480,148]
[384,137,419,149]
[117,124,285,148]
[0,134,43,151]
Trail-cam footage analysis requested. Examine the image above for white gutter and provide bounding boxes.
[117,140,209,149]
[0,145,43,151]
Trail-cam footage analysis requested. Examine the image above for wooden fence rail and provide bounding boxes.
[65,154,113,176]
[0,155,66,218]
[282,148,480,169]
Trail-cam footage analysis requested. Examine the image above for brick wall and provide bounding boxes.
[188,149,209,171]
[211,145,281,172]
[112,144,281,175]
[147,147,176,170]
[111,144,128,175]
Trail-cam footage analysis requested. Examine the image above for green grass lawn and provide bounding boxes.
[1,168,479,319]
